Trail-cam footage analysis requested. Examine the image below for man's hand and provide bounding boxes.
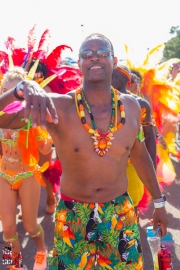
[22,80,58,128]
[152,207,168,237]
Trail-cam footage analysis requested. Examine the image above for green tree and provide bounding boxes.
[163,26,180,60]
[169,26,179,34]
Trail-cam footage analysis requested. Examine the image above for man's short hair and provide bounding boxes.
[79,33,114,55]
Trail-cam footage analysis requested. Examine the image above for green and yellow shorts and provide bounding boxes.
[48,192,143,270]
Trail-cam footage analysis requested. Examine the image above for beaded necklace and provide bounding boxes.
[75,86,126,157]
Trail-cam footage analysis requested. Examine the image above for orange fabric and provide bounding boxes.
[17,127,49,166]
[0,163,48,189]
[34,161,49,187]
[1,169,19,176]
[11,180,22,190]
[141,108,146,122]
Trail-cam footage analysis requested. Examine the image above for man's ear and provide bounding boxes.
[78,59,81,70]
[113,57,118,68]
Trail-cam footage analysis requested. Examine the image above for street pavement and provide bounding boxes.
[0,157,180,269]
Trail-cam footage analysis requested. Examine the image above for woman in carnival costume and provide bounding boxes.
[127,70,168,150]
[0,66,52,270]
[125,43,180,188]
[0,27,63,269]
[3,26,82,216]
[0,26,82,269]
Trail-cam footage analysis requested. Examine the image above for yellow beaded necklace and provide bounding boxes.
[75,86,126,156]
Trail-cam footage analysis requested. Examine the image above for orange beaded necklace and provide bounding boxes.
[75,86,126,156]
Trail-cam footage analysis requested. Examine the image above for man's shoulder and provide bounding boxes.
[127,93,150,109]
[48,90,75,110]
[121,92,140,109]
[136,96,151,110]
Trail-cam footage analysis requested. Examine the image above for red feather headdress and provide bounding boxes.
[1,25,82,94]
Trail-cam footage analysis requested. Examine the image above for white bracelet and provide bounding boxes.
[154,201,166,208]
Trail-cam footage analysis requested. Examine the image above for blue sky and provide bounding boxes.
[0,0,179,61]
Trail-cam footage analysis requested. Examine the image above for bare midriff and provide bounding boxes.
[58,151,129,203]
[1,141,35,173]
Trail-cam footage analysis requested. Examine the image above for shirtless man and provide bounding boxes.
[0,33,167,269]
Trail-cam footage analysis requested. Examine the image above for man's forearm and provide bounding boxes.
[143,127,156,170]
[145,136,156,170]
[131,151,161,199]
[0,88,18,109]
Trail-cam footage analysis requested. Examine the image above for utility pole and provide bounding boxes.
[81,24,84,35]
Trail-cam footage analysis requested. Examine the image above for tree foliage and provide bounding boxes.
[163,26,180,60]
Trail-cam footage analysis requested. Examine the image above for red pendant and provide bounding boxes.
[92,130,114,157]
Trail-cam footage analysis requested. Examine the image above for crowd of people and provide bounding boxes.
[0,27,179,269]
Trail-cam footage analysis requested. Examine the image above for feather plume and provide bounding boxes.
[138,186,151,214]
[47,66,82,94]
[40,69,66,88]
[12,48,27,66]
[27,24,36,51]
[4,37,16,51]
[23,25,36,68]
[27,59,39,80]
[3,52,8,72]
[8,53,14,69]
[142,44,164,68]
[43,159,62,192]
[45,45,72,68]
[33,29,51,60]
[0,51,7,74]
[0,101,26,116]
[0,51,5,62]
[157,144,176,185]
[124,44,137,70]
[38,29,51,52]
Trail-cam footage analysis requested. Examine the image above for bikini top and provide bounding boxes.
[0,128,20,146]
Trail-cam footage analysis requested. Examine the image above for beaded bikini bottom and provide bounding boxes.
[0,169,34,190]
[0,163,47,190]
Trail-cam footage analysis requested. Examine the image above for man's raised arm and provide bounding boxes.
[0,80,58,129]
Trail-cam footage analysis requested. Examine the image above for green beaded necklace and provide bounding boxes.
[81,89,116,131]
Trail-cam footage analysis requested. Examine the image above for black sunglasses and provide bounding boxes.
[79,48,113,59]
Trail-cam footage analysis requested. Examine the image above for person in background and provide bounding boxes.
[112,64,156,214]
[17,60,60,217]
[127,69,167,150]
[0,67,51,269]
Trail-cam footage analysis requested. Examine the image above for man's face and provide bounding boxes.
[34,72,43,80]
[78,38,117,82]
[112,70,126,89]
